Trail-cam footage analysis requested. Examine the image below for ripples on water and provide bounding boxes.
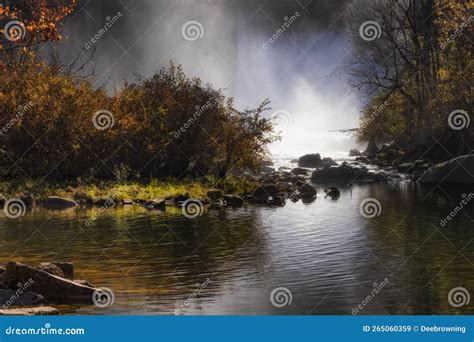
[0,183,472,315]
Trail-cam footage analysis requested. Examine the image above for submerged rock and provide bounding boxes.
[291,168,310,176]
[418,155,474,184]
[311,163,385,184]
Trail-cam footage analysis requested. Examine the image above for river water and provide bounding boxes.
[0,182,473,315]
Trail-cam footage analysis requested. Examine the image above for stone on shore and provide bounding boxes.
[349,149,363,157]
[418,155,474,184]
[0,306,60,316]
[252,184,280,200]
[44,196,77,209]
[38,263,64,278]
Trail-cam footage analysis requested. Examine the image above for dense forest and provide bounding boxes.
[345,0,472,161]
[0,0,277,181]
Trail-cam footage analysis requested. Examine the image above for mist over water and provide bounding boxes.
[57,0,360,158]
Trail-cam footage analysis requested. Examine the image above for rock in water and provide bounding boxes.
[52,262,74,280]
[207,190,223,201]
[144,198,166,210]
[299,184,317,199]
[44,196,77,209]
[298,154,322,168]
[223,195,244,208]
[252,184,279,200]
[3,262,97,303]
[418,155,474,184]
[0,306,59,315]
[0,289,45,307]
[349,149,363,157]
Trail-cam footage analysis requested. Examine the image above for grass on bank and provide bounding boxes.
[0,176,259,202]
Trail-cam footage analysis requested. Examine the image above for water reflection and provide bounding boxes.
[0,183,472,315]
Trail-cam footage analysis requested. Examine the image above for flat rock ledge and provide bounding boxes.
[0,306,59,316]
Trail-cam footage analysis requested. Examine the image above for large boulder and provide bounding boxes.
[3,262,97,303]
[297,154,322,168]
[363,139,378,157]
[44,196,77,209]
[311,163,385,184]
[51,262,74,280]
[418,155,474,184]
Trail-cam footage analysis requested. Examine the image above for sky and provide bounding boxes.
[51,0,363,158]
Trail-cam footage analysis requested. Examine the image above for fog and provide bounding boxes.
[55,0,362,158]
